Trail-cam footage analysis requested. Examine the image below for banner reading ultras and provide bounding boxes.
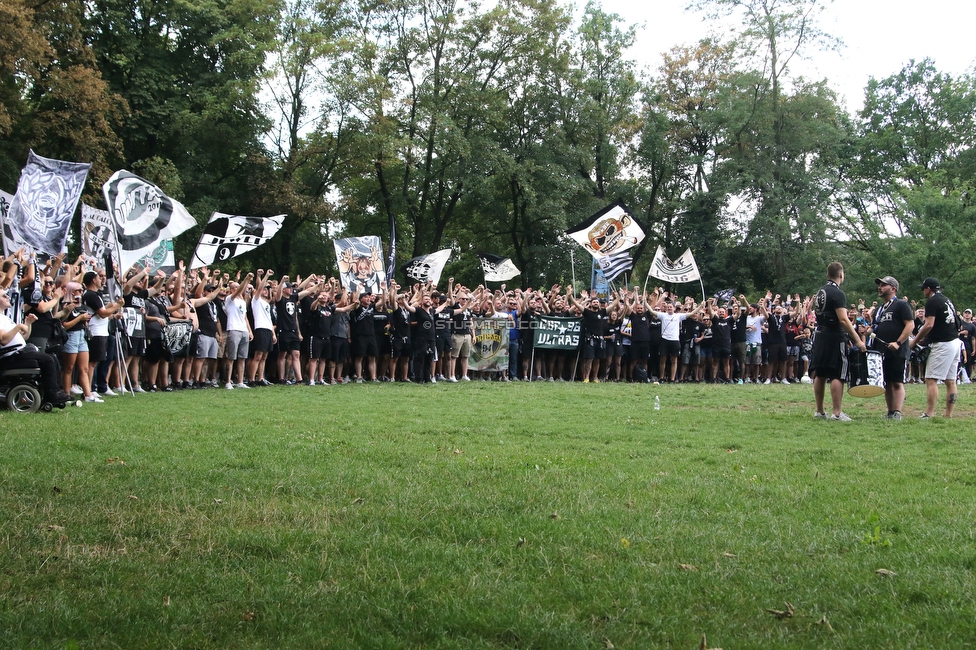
[532,316,582,350]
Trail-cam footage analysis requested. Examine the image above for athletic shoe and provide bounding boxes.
[225,382,234,390]
[763,379,771,385]
[744,378,752,384]
[100,388,118,397]
[133,385,146,393]
[436,374,445,381]
[307,380,316,386]
[355,377,364,384]
[583,378,589,383]
[890,411,903,421]
[813,412,827,419]
[780,379,790,385]
[535,376,544,382]
[830,412,852,422]
[919,413,932,419]
[737,379,743,385]
[236,382,250,389]
[330,379,338,385]
[593,378,600,384]
[149,385,159,393]
[260,379,272,387]
[70,384,84,395]
[162,385,174,392]
[448,377,458,383]
[84,394,105,403]
[462,376,471,381]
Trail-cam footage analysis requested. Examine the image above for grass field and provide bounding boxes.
[1,381,974,649]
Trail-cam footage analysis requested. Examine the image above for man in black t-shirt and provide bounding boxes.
[810,262,866,421]
[911,277,962,418]
[706,299,734,382]
[873,276,915,420]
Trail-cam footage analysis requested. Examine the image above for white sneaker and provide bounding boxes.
[101,388,118,396]
[133,385,146,393]
[84,394,104,403]
[462,376,471,381]
[448,377,458,383]
[430,377,436,383]
[830,412,852,422]
[780,379,790,385]
[763,379,771,385]
[225,382,234,390]
[744,378,752,384]
[235,382,250,389]
[308,380,316,386]
[70,384,83,395]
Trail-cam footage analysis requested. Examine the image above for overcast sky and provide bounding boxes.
[591,0,976,112]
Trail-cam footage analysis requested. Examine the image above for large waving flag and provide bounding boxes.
[478,253,520,282]
[191,212,285,269]
[2,150,90,259]
[596,250,633,282]
[648,246,701,284]
[565,201,645,258]
[402,249,451,286]
[334,236,386,293]
[103,170,196,272]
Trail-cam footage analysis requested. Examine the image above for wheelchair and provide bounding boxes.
[0,356,67,413]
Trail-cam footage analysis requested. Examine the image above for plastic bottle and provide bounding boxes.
[654,396,660,411]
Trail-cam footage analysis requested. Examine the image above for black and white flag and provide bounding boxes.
[3,151,90,259]
[334,236,386,293]
[565,201,646,258]
[103,170,196,272]
[81,204,120,272]
[713,288,735,303]
[478,253,520,282]
[191,212,285,268]
[596,250,633,283]
[402,249,451,286]
[648,245,701,284]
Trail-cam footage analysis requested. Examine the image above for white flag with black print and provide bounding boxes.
[103,170,197,272]
[596,250,633,282]
[478,253,520,282]
[565,201,646,258]
[191,212,285,269]
[81,204,120,272]
[3,150,90,259]
[402,249,451,286]
[334,236,386,293]
[648,245,701,284]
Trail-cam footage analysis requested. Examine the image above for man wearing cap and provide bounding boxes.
[810,262,867,421]
[873,276,914,420]
[911,277,962,418]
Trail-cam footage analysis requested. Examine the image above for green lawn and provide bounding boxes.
[1,382,974,649]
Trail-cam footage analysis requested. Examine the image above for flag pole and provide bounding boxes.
[570,247,576,289]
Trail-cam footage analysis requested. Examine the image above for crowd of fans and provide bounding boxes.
[2,249,973,407]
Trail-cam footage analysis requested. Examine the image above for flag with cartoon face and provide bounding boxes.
[103,170,197,272]
[566,201,645,258]
[334,236,386,293]
[2,151,90,259]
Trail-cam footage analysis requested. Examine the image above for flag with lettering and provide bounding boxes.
[648,246,701,284]
[191,212,285,268]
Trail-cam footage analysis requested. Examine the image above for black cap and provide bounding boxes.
[921,277,941,291]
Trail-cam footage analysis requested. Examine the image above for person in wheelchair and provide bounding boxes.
[1,290,70,405]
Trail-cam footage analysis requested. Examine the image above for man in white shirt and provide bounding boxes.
[223,274,253,389]
[652,293,703,383]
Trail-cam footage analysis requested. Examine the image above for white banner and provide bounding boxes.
[191,212,285,268]
[648,246,701,284]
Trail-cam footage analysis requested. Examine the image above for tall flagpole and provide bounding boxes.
[570,247,576,289]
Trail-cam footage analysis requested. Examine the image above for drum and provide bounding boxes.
[848,349,885,397]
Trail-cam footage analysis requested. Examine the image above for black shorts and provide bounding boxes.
[630,341,650,362]
[89,335,109,363]
[767,342,787,363]
[882,354,907,385]
[331,336,349,363]
[309,336,330,359]
[278,331,301,352]
[392,337,412,358]
[810,331,847,381]
[352,336,379,358]
[660,339,680,358]
[582,338,607,360]
[253,328,274,353]
[145,337,173,364]
[126,337,146,357]
[713,346,732,359]
[378,336,392,356]
[436,336,451,355]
